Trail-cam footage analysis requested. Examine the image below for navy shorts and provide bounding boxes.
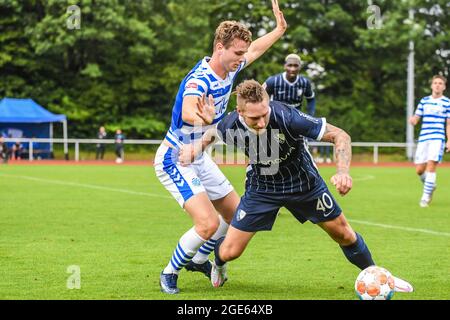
[231,179,342,232]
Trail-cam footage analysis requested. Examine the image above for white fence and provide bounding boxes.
[3,138,416,164]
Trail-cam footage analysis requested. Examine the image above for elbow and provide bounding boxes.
[338,130,351,144]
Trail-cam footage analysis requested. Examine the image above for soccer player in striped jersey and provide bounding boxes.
[179,79,414,293]
[409,75,450,207]
[155,1,287,294]
[262,53,316,114]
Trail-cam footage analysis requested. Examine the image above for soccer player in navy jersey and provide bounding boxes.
[409,75,450,207]
[263,53,316,115]
[155,1,287,294]
[180,79,414,293]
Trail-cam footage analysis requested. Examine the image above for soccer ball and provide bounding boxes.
[355,266,395,300]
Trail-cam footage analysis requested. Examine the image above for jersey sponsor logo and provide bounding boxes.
[237,209,247,221]
[258,146,295,166]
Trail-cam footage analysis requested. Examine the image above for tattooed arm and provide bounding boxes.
[320,123,352,196]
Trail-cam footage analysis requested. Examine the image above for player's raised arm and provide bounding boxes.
[244,0,287,67]
[321,123,353,196]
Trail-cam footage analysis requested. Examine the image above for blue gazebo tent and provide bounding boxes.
[0,98,68,159]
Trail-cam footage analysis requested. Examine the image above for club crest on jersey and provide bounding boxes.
[237,209,247,221]
[297,88,303,96]
[275,133,286,144]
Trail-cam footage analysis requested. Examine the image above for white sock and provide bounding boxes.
[192,215,229,264]
[163,227,206,274]
[422,172,436,200]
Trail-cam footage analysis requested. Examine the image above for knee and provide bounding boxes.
[196,217,220,240]
[416,167,425,175]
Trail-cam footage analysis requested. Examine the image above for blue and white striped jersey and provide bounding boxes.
[216,101,326,194]
[264,73,314,109]
[415,95,450,143]
[165,57,246,148]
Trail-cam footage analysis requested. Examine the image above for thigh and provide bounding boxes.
[230,191,283,232]
[427,140,445,163]
[211,190,240,224]
[285,182,342,224]
[414,141,428,164]
[184,192,219,226]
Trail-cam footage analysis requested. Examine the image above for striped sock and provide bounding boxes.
[192,215,229,264]
[422,172,436,200]
[163,227,206,275]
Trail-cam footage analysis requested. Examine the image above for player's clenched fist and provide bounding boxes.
[330,173,352,196]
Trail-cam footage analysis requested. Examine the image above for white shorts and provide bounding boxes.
[414,139,445,164]
[154,144,234,207]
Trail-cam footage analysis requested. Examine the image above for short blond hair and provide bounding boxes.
[214,21,252,49]
[236,80,268,109]
[432,75,447,84]
[285,53,301,64]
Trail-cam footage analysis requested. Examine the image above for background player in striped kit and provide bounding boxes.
[179,79,414,293]
[262,53,316,114]
[155,0,287,294]
[409,75,450,207]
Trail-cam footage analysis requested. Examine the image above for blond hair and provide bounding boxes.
[214,21,252,49]
[432,75,447,84]
[236,80,268,109]
[285,53,301,64]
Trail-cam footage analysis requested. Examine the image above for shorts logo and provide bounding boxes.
[191,178,201,186]
[237,209,247,221]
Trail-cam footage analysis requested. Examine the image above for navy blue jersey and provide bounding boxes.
[216,101,326,194]
[264,73,314,109]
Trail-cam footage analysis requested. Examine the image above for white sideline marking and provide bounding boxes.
[0,173,173,199]
[349,219,450,238]
[2,173,449,237]
[353,175,375,182]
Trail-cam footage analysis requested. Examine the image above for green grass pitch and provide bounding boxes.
[0,164,449,300]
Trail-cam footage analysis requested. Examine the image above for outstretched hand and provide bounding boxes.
[195,93,216,125]
[272,0,287,32]
[330,173,353,196]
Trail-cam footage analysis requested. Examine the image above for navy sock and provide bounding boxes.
[214,236,226,266]
[340,233,375,270]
